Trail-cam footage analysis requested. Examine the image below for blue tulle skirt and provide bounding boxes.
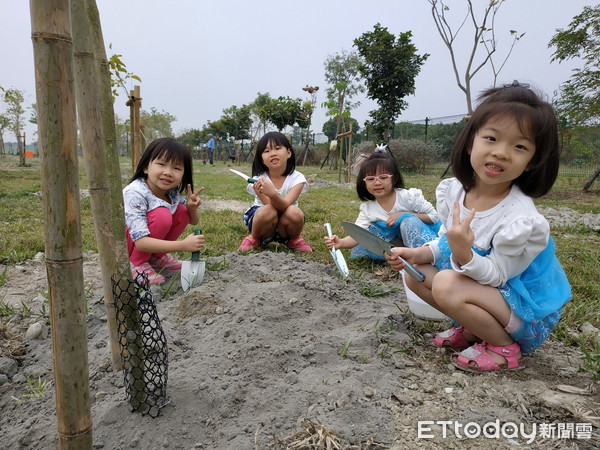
[435,235,571,353]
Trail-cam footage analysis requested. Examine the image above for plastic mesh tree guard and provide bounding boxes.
[113,274,169,417]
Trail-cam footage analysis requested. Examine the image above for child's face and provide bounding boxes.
[363,169,394,198]
[261,140,291,173]
[144,156,184,198]
[469,115,536,191]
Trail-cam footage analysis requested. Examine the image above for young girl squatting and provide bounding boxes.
[386,82,571,372]
[238,132,312,253]
[123,138,205,285]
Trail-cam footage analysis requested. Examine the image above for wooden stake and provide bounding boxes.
[30,0,93,447]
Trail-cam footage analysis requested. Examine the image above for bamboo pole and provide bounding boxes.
[84,0,150,411]
[29,1,92,448]
[70,0,122,370]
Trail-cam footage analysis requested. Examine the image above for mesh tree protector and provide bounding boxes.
[113,274,169,418]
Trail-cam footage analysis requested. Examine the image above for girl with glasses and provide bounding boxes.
[324,152,439,259]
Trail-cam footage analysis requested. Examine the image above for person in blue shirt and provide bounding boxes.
[206,133,215,165]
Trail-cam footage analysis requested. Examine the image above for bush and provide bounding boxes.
[386,139,442,173]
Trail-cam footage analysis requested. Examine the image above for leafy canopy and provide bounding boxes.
[353,24,428,141]
[549,5,600,125]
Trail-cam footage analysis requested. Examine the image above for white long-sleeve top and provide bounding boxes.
[428,178,549,287]
[355,188,439,229]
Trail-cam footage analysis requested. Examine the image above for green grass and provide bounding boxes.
[1,154,599,375]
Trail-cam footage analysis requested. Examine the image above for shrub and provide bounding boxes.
[386,138,442,173]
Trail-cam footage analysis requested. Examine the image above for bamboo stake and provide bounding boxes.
[29,0,92,448]
[70,0,122,370]
[83,0,149,411]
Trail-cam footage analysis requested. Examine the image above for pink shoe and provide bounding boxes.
[131,262,165,285]
[452,341,523,373]
[238,236,260,252]
[150,253,182,271]
[433,326,479,350]
[287,236,313,252]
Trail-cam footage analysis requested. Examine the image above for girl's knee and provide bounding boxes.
[281,206,304,224]
[254,205,278,225]
[431,270,465,309]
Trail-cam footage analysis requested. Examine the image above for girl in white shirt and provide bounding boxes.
[324,152,439,259]
[385,82,571,372]
[238,132,311,252]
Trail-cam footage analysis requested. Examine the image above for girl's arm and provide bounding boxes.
[324,235,358,250]
[133,232,205,254]
[256,179,304,212]
[387,211,433,226]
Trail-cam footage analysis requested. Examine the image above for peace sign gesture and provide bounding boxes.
[446,201,476,267]
[186,184,205,211]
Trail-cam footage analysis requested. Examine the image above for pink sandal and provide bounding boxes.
[452,341,522,373]
[433,326,478,350]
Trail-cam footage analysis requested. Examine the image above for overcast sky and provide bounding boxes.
[0,0,594,142]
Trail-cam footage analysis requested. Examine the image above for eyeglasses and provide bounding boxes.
[363,174,393,183]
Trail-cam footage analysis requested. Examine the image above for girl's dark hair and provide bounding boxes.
[450,83,560,197]
[251,131,296,176]
[356,153,405,201]
[130,137,193,194]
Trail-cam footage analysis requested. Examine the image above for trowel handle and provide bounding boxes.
[191,228,202,262]
[324,223,333,238]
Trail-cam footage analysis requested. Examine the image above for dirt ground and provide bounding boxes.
[0,205,599,449]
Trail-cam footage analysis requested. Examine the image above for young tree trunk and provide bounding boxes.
[70,0,123,370]
[582,164,600,191]
[29,1,93,448]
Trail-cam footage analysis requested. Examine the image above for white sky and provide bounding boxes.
[0,0,594,142]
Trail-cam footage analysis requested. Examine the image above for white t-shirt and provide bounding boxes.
[246,170,308,207]
[355,188,439,229]
[429,178,549,287]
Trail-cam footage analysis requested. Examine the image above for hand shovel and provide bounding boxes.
[324,223,349,278]
[181,228,205,291]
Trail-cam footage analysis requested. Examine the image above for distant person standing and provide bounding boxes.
[206,133,215,165]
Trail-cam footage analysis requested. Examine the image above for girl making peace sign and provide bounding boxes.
[123,138,205,285]
[385,82,571,372]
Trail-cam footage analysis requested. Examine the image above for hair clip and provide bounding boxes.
[502,80,530,89]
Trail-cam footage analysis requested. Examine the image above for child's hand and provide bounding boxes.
[446,202,475,266]
[386,211,409,226]
[323,235,341,250]
[186,184,205,211]
[255,178,276,197]
[182,232,205,252]
[384,246,431,271]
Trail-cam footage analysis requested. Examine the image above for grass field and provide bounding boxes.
[1,154,598,377]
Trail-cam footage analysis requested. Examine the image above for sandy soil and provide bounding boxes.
[1,205,599,449]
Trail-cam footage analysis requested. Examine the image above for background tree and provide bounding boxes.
[428,0,523,114]
[550,5,600,191]
[322,116,359,142]
[549,5,600,126]
[250,92,274,136]
[353,23,428,141]
[140,107,176,141]
[3,88,26,165]
[323,50,364,142]
[268,96,303,132]
[0,114,9,157]
[220,104,252,141]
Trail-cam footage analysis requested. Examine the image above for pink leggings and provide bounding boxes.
[127,205,190,265]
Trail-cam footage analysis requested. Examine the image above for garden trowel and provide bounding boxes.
[324,223,349,278]
[181,228,205,291]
